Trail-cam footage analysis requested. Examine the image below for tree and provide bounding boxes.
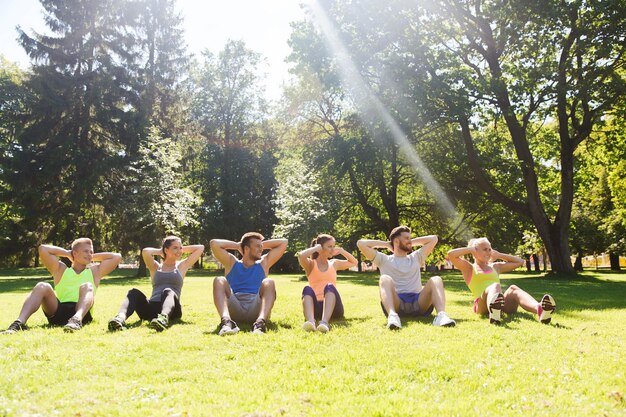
[111,126,198,276]
[191,40,277,240]
[298,0,626,273]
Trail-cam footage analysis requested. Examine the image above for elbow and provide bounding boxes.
[198,244,205,252]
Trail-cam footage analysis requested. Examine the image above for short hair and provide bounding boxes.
[71,238,93,251]
[389,226,411,250]
[241,232,264,253]
[468,237,491,248]
[310,234,334,259]
[161,235,182,258]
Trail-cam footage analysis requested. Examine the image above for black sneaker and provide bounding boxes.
[251,318,267,334]
[63,316,83,333]
[108,316,127,332]
[218,317,239,336]
[2,320,27,334]
[149,313,168,332]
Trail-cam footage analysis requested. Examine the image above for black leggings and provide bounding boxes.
[122,288,182,321]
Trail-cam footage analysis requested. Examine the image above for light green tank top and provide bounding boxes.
[467,264,500,299]
[55,267,96,303]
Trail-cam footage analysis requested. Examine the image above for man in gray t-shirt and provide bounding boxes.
[358,226,456,330]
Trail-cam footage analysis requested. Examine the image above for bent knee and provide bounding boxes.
[379,274,393,286]
[213,276,228,288]
[79,282,94,292]
[429,275,443,285]
[505,285,520,294]
[34,282,54,292]
[261,278,275,289]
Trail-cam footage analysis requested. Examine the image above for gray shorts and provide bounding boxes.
[227,292,264,324]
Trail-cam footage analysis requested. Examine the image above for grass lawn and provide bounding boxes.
[1,268,625,416]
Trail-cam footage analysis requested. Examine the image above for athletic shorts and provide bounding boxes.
[227,292,263,324]
[302,284,344,320]
[381,292,434,317]
[46,300,93,326]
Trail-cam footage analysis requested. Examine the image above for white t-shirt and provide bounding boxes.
[373,247,425,293]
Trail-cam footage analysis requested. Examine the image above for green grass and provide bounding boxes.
[1,268,625,416]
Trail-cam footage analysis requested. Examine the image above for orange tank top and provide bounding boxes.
[308,259,337,301]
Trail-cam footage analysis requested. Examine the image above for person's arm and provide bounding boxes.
[491,250,524,274]
[331,247,358,271]
[210,239,239,273]
[177,244,205,277]
[446,247,474,282]
[141,247,162,276]
[357,239,390,261]
[261,238,288,271]
[412,235,438,259]
[91,252,122,284]
[38,244,70,283]
[297,245,320,276]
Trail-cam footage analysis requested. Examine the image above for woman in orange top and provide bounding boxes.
[297,234,357,332]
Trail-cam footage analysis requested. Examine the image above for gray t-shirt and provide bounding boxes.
[373,247,425,294]
[149,268,183,302]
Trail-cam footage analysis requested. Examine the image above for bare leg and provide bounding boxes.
[302,294,316,323]
[213,276,232,319]
[257,279,276,321]
[417,276,446,313]
[503,285,539,314]
[17,282,58,324]
[72,283,94,320]
[379,274,401,315]
[321,291,336,323]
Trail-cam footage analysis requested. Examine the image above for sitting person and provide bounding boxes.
[108,236,204,331]
[211,232,287,335]
[297,234,357,332]
[3,238,121,333]
[447,237,555,324]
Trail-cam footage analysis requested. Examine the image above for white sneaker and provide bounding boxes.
[302,321,316,332]
[488,292,504,325]
[317,321,330,333]
[432,311,456,327]
[387,313,402,330]
[538,294,556,324]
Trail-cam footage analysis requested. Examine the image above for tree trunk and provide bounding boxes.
[609,253,621,271]
[574,255,583,271]
[525,254,531,272]
[533,254,540,272]
[136,251,147,277]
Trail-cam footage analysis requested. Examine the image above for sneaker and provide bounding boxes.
[108,316,126,332]
[317,320,330,333]
[2,320,27,334]
[538,294,556,324]
[302,321,316,332]
[488,292,504,325]
[63,316,82,333]
[252,318,267,334]
[149,313,168,332]
[386,313,402,330]
[432,311,456,327]
[218,317,240,336]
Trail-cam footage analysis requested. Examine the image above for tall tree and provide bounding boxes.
[192,40,277,240]
[297,0,626,273]
[5,0,139,253]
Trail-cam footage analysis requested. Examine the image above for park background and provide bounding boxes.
[0,1,625,415]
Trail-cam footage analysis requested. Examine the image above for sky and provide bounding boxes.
[0,0,308,101]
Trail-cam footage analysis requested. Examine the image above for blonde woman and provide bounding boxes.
[447,237,555,324]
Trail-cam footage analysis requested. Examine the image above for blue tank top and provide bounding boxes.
[226,260,266,294]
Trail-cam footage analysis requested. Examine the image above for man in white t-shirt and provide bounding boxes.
[357,226,456,329]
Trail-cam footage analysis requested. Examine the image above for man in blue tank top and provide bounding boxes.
[2,238,121,334]
[211,232,288,335]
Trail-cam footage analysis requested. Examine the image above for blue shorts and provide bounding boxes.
[302,284,344,320]
[381,292,434,317]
